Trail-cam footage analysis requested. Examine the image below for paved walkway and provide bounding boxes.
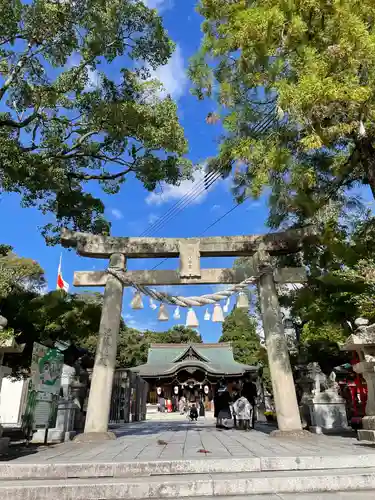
[5,414,375,464]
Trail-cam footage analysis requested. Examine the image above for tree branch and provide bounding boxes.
[0,43,45,101]
[59,130,100,155]
[0,109,40,129]
[0,34,24,46]
[69,167,132,181]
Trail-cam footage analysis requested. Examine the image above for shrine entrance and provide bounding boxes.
[132,342,257,410]
[61,227,313,439]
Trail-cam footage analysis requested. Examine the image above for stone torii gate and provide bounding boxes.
[61,227,312,440]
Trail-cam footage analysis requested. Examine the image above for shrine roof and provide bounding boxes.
[131,342,257,378]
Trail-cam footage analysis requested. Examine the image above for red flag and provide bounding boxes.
[56,254,69,292]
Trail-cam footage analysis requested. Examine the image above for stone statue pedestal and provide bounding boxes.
[308,389,350,434]
[358,416,375,442]
[32,399,78,444]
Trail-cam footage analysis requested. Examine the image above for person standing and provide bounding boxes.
[159,395,166,413]
[199,399,205,417]
[214,379,232,429]
[166,398,172,413]
[241,375,258,428]
[233,393,252,431]
[231,382,241,428]
[179,396,186,415]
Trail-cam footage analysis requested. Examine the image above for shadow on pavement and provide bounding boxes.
[113,420,214,437]
[0,443,56,462]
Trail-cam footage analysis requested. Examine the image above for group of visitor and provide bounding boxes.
[157,396,178,413]
[156,374,258,429]
[178,395,205,420]
[214,375,257,430]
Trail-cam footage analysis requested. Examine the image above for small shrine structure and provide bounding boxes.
[132,342,257,407]
[341,318,375,442]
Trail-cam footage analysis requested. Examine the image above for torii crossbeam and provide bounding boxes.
[62,227,314,440]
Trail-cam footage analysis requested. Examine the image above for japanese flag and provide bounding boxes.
[56,254,69,292]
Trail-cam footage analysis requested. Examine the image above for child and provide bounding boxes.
[233,394,252,431]
[190,403,198,421]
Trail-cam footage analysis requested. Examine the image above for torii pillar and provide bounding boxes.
[77,253,126,441]
[258,269,304,435]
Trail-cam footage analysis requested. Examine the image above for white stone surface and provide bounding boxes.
[1,468,375,499]
[308,392,349,434]
[0,378,27,425]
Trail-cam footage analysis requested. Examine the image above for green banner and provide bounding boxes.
[30,343,64,395]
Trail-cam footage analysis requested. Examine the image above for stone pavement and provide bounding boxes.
[2,416,375,499]
[5,413,375,464]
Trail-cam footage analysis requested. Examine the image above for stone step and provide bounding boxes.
[152,494,375,500]
[2,454,375,480]
[1,468,375,500]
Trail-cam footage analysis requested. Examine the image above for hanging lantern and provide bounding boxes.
[174,386,179,395]
[236,291,249,310]
[173,306,180,320]
[130,291,144,310]
[157,387,162,395]
[158,304,169,321]
[212,303,224,323]
[149,298,157,310]
[186,308,199,328]
[204,385,209,395]
[204,309,211,321]
[223,297,230,313]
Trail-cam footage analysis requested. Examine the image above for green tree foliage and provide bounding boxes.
[219,308,262,366]
[220,307,271,388]
[80,323,150,369]
[0,0,191,243]
[114,325,202,368]
[274,212,375,372]
[190,0,375,227]
[71,322,202,369]
[0,246,45,298]
[1,288,105,374]
[146,325,202,345]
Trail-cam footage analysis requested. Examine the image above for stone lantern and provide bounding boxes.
[341,318,375,442]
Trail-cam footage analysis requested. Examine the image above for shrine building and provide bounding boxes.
[132,342,257,408]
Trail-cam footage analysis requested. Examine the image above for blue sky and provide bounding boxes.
[1,0,373,343]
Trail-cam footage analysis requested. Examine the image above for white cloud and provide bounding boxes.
[87,68,100,90]
[146,168,213,206]
[210,284,231,293]
[148,213,160,225]
[128,318,158,331]
[246,201,261,211]
[147,44,187,101]
[143,0,174,12]
[211,204,221,212]
[111,208,123,220]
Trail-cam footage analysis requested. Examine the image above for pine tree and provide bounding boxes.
[190,0,375,228]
